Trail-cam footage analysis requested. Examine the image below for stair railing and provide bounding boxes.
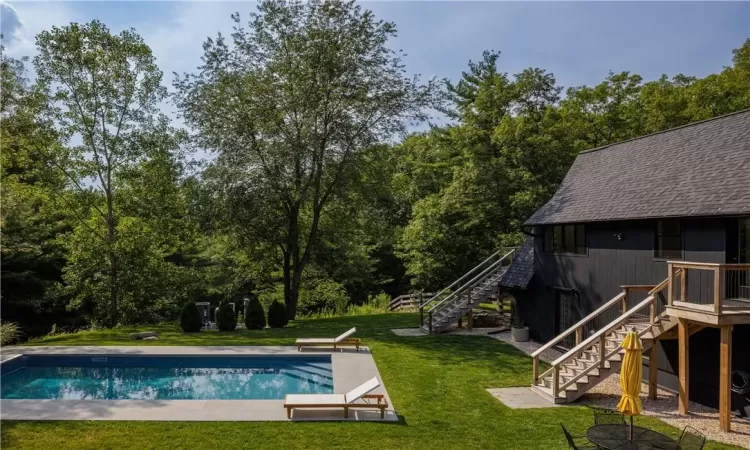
[421,248,516,329]
[532,274,676,398]
[419,248,514,311]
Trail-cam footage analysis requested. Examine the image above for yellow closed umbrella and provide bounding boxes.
[617,329,643,441]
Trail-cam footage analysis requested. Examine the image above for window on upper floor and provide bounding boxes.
[654,218,682,259]
[543,224,586,255]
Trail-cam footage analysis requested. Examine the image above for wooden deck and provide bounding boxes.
[665,261,750,432]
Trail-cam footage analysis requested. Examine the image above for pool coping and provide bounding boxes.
[0,346,397,422]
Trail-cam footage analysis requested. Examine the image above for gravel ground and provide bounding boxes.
[582,374,750,449]
[444,328,750,448]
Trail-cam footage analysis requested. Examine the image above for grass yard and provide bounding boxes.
[1,313,741,449]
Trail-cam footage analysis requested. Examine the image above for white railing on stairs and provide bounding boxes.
[420,248,516,331]
[532,273,676,398]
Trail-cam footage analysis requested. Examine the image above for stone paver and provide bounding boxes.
[487,387,562,409]
[0,346,396,422]
[390,328,428,337]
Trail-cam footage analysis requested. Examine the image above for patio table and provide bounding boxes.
[587,424,680,450]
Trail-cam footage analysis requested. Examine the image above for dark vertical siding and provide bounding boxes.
[520,216,750,414]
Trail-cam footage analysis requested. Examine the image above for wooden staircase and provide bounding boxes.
[419,248,516,334]
[531,274,691,404]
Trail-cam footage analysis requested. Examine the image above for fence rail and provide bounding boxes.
[667,262,750,314]
[388,293,435,311]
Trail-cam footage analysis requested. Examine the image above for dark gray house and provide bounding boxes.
[505,110,750,430]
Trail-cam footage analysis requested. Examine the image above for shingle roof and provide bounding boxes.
[525,110,750,225]
[500,237,534,289]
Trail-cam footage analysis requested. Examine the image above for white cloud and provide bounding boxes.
[1,1,77,59]
[1,1,24,43]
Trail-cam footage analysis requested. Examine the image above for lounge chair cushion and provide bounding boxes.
[284,394,346,405]
[334,328,357,342]
[344,377,380,403]
[295,338,336,344]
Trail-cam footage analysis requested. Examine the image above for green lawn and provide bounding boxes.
[1,314,739,449]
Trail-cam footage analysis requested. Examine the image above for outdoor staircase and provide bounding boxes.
[419,248,516,334]
[531,272,699,404]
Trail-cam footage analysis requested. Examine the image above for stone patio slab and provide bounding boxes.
[487,387,562,409]
[0,345,397,422]
[390,328,427,337]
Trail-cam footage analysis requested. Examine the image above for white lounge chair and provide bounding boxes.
[284,377,387,419]
[295,327,360,351]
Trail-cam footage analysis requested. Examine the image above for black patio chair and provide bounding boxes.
[590,406,626,425]
[677,426,706,450]
[561,423,598,450]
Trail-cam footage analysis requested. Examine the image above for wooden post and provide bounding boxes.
[599,336,606,368]
[719,325,732,432]
[678,318,690,414]
[680,266,688,303]
[667,263,674,306]
[552,366,559,398]
[532,357,539,385]
[458,316,463,329]
[622,289,628,315]
[649,342,659,400]
[714,267,723,314]
[467,310,473,331]
[575,326,583,346]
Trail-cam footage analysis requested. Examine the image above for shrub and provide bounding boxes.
[0,322,21,345]
[216,301,237,331]
[244,295,266,330]
[298,279,349,316]
[180,301,203,332]
[267,301,288,328]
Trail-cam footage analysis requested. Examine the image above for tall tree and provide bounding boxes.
[174,0,437,318]
[33,20,168,326]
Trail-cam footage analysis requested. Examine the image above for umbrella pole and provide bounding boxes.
[630,416,633,441]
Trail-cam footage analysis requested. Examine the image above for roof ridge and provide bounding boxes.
[579,108,750,155]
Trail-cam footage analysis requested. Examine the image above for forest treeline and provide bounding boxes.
[2,0,749,336]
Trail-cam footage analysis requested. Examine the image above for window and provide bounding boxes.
[655,219,682,259]
[544,224,586,255]
[740,217,750,264]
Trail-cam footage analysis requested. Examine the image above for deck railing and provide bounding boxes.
[667,262,750,314]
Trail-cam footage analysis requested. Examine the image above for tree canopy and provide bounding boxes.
[2,1,749,332]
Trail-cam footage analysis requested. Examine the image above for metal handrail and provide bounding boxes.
[426,249,515,314]
[419,248,513,310]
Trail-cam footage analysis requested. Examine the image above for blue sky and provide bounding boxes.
[2,1,749,119]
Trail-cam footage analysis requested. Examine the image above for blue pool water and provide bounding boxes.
[0,355,333,400]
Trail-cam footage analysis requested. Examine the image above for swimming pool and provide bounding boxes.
[0,355,333,400]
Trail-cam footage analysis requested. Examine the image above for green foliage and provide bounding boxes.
[179,301,202,333]
[244,295,266,330]
[298,279,349,316]
[173,0,438,319]
[215,301,237,331]
[267,301,288,328]
[0,322,21,345]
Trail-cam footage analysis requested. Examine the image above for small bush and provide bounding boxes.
[298,279,349,315]
[0,322,21,345]
[267,301,289,328]
[180,301,203,332]
[244,295,266,330]
[216,301,237,331]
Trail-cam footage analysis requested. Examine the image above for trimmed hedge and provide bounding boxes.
[244,295,266,330]
[179,301,202,332]
[267,301,289,328]
[216,301,237,331]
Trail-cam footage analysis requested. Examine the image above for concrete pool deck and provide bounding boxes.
[0,345,397,422]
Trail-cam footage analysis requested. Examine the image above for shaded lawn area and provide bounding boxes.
[1,313,740,449]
